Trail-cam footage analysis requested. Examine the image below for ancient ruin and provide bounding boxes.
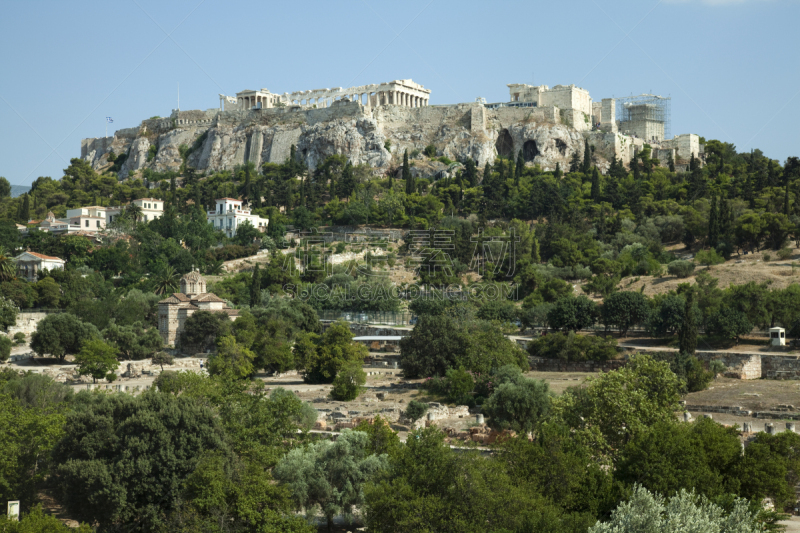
[80,78,702,181]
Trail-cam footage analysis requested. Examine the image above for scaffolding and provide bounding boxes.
[615,94,671,140]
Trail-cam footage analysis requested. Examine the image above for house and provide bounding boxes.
[206,198,269,239]
[65,206,107,232]
[157,271,239,346]
[13,251,66,281]
[106,197,164,224]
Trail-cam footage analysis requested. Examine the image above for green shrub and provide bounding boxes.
[12,332,25,345]
[763,253,771,262]
[528,332,617,362]
[410,149,421,158]
[695,249,724,267]
[330,361,366,401]
[405,400,428,422]
[146,144,157,162]
[423,144,436,158]
[335,242,346,254]
[778,247,792,260]
[667,260,695,278]
[0,335,10,362]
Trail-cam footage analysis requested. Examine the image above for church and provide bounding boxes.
[158,271,239,347]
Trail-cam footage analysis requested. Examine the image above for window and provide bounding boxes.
[96,220,100,228]
[85,220,89,227]
[143,215,147,221]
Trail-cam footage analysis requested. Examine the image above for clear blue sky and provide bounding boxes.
[1,0,798,185]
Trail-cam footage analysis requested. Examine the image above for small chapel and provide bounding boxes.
[157,271,239,346]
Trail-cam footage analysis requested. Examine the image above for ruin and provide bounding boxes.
[220,79,431,111]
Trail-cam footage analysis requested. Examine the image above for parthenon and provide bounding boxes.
[219,79,431,111]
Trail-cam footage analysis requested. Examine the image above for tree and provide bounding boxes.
[234,219,260,246]
[582,139,592,174]
[274,429,388,531]
[208,335,255,379]
[299,321,367,384]
[20,194,30,223]
[616,418,742,499]
[34,276,61,307]
[590,167,600,201]
[589,485,760,533]
[547,295,598,333]
[74,339,120,383]
[556,354,682,454]
[51,391,228,530]
[0,246,16,282]
[648,294,686,336]
[0,393,68,518]
[152,351,174,371]
[178,310,232,354]
[31,313,100,361]
[667,260,694,278]
[405,400,428,422]
[600,291,650,337]
[331,360,366,401]
[707,195,719,246]
[399,315,526,378]
[0,295,18,331]
[515,149,524,184]
[678,289,698,355]
[695,248,724,268]
[250,264,262,306]
[0,504,93,532]
[0,176,11,198]
[482,377,551,433]
[706,307,753,344]
[403,150,413,195]
[103,321,162,360]
[0,335,10,362]
[151,264,179,295]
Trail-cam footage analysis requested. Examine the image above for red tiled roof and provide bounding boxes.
[24,252,64,261]
[194,293,226,303]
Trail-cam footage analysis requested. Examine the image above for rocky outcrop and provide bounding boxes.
[82,101,611,180]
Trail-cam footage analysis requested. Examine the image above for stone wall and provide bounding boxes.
[528,356,627,373]
[8,312,49,336]
[762,355,800,379]
[695,353,762,379]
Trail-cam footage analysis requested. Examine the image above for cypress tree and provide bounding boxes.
[554,163,562,179]
[250,264,261,307]
[784,171,791,216]
[668,152,675,172]
[582,139,591,174]
[569,150,581,173]
[531,237,541,263]
[590,168,600,201]
[244,164,252,205]
[678,289,698,355]
[20,194,30,223]
[689,153,698,172]
[463,158,477,187]
[515,150,524,184]
[483,162,492,185]
[708,196,718,247]
[339,161,355,198]
[718,199,729,241]
[403,150,413,194]
[631,156,641,181]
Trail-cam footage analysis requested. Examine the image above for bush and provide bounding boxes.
[482,378,551,433]
[695,249,725,267]
[763,253,772,262]
[12,332,25,345]
[547,295,598,333]
[778,247,793,260]
[667,260,695,278]
[330,361,366,401]
[0,335,10,362]
[600,291,651,337]
[405,400,428,422]
[528,332,617,362]
[423,144,436,158]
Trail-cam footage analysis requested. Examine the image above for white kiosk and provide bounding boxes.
[769,327,786,347]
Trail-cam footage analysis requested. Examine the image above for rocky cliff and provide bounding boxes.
[81,101,623,180]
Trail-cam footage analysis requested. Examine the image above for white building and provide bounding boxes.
[206,198,269,239]
[106,198,164,224]
[14,251,66,281]
[66,206,107,232]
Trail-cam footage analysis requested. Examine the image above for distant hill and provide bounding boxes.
[11,185,30,198]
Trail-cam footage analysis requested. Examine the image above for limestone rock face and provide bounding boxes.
[82,102,602,179]
[120,137,151,178]
[297,117,391,170]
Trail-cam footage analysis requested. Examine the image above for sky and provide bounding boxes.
[0,0,798,186]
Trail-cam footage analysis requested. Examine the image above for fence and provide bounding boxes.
[318,310,413,326]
